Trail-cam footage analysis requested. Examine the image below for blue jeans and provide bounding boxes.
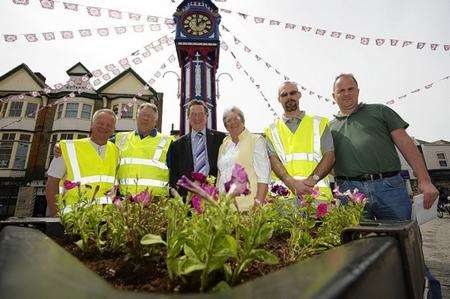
[337,174,442,298]
[336,174,411,221]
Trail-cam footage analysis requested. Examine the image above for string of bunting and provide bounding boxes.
[90,34,175,87]
[218,7,450,53]
[220,25,335,104]
[0,52,177,130]
[10,0,175,26]
[222,42,279,118]
[385,75,450,105]
[2,23,175,43]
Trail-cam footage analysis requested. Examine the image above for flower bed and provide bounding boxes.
[56,165,366,293]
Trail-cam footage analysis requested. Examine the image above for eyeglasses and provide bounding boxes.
[280,90,299,97]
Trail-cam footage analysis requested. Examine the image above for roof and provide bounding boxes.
[97,68,157,96]
[0,63,47,89]
[66,62,92,77]
[431,140,450,145]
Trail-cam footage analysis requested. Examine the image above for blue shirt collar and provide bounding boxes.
[135,128,158,139]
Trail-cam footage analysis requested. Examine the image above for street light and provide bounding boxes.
[163,71,181,99]
[216,72,233,100]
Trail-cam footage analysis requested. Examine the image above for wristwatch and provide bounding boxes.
[311,174,320,183]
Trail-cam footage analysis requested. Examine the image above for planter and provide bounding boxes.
[0,220,425,299]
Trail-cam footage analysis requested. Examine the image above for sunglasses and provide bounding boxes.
[280,90,299,97]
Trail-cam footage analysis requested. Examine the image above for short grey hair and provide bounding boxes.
[333,73,359,90]
[278,81,299,96]
[138,102,158,114]
[222,106,245,126]
[92,108,117,123]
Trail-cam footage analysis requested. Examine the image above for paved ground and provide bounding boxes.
[421,214,450,298]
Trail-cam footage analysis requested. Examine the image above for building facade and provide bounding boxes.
[0,63,163,219]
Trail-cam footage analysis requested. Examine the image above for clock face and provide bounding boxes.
[182,13,213,36]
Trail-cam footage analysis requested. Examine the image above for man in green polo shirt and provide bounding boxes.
[330,73,441,298]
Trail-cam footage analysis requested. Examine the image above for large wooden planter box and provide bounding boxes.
[0,220,425,299]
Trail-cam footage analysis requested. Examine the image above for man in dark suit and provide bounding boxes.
[167,100,226,195]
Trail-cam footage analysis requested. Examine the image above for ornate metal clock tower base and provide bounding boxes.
[174,0,221,135]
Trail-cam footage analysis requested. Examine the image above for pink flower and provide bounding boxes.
[351,192,366,203]
[310,186,320,199]
[332,185,342,196]
[224,164,251,198]
[191,195,203,214]
[316,203,328,218]
[63,180,80,190]
[131,190,151,205]
[201,183,219,200]
[191,172,207,183]
[113,196,122,207]
[177,175,216,204]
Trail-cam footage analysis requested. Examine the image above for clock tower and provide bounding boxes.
[173,0,221,135]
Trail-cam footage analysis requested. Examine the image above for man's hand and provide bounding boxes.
[419,181,439,209]
[54,142,62,158]
[285,177,313,195]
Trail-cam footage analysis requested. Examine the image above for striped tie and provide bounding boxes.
[194,132,207,174]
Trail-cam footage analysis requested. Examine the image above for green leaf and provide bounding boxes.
[256,223,274,246]
[250,249,279,265]
[223,263,233,282]
[183,245,198,260]
[179,257,206,275]
[211,280,231,293]
[140,233,167,246]
[75,239,84,250]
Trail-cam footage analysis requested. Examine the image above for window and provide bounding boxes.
[25,102,38,118]
[0,133,15,168]
[437,152,448,167]
[78,134,88,139]
[112,104,119,116]
[121,103,133,119]
[81,104,92,120]
[60,133,74,140]
[0,103,7,118]
[56,104,63,119]
[65,103,79,118]
[47,134,58,164]
[8,101,23,117]
[12,134,31,169]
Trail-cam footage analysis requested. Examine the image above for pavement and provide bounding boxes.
[421,214,450,298]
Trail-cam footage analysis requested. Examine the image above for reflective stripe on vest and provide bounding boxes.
[313,116,321,161]
[154,136,169,161]
[119,158,168,170]
[270,123,287,164]
[119,178,167,188]
[66,140,82,181]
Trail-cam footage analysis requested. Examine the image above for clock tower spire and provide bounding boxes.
[173,0,221,135]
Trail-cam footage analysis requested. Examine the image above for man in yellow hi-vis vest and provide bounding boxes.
[265,82,335,200]
[45,109,119,216]
[113,103,173,197]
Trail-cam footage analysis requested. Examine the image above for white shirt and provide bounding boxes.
[217,136,271,193]
[47,139,107,179]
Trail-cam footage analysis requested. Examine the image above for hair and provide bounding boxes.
[92,108,117,123]
[278,81,300,96]
[333,73,359,90]
[222,106,245,126]
[138,102,158,114]
[187,100,209,116]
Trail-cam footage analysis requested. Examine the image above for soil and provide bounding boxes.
[53,234,294,293]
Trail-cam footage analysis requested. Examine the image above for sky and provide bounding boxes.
[0,0,449,141]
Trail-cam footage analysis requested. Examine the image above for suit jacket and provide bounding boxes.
[168,129,226,193]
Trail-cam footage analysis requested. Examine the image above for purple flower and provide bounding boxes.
[63,180,80,190]
[270,183,289,197]
[332,185,342,196]
[177,175,216,204]
[191,195,203,214]
[113,196,122,207]
[310,186,320,199]
[224,164,251,198]
[351,192,366,203]
[131,190,151,205]
[191,172,207,183]
[201,183,219,201]
[316,203,328,218]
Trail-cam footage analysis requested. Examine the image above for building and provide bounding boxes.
[0,63,163,219]
[399,138,450,194]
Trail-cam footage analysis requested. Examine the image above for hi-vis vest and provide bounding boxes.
[217,129,259,212]
[60,138,119,205]
[265,115,333,200]
[115,131,173,196]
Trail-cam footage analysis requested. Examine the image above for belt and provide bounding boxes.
[336,171,400,182]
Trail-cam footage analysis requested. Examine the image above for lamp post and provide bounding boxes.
[162,71,181,99]
[216,72,233,100]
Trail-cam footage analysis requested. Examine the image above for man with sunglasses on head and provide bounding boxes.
[265,81,335,200]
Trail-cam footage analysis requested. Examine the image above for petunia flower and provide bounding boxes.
[224,164,251,198]
[113,196,122,207]
[131,189,151,205]
[270,183,289,197]
[332,185,342,196]
[310,186,320,199]
[177,175,217,204]
[191,195,203,214]
[316,203,328,218]
[201,183,219,201]
[63,180,80,190]
[191,172,207,183]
